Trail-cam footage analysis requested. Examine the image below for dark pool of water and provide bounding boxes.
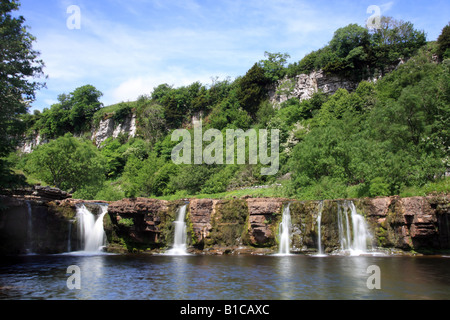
[1,253,449,300]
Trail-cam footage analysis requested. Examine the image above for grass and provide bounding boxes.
[155,177,450,202]
[399,177,450,197]
[92,101,137,127]
[9,164,449,202]
[11,169,48,188]
[155,184,290,201]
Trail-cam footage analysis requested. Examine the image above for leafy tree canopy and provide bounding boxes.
[24,134,106,198]
[0,0,45,156]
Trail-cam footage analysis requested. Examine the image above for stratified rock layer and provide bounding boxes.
[1,194,449,254]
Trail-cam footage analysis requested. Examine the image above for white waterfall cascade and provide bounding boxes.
[337,200,373,255]
[315,201,326,256]
[166,204,189,256]
[277,203,292,255]
[76,204,108,252]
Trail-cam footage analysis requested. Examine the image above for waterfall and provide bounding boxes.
[25,201,33,254]
[337,200,372,255]
[278,203,292,255]
[316,201,325,256]
[76,204,108,252]
[166,204,189,255]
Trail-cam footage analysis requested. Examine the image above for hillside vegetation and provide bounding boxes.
[3,18,450,201]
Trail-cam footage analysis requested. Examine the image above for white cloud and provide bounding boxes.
[26,0,375,110]
[381,2,395,13]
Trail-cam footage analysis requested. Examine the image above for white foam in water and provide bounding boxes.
[276,203,292,256]
[314,201,327,257]
[75,204,108,253]
[165,204,190,256]
[337,201,373,256]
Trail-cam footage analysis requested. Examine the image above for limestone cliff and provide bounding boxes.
[92,113,137,147]
[268,70,359,107]
[18,113,137,153]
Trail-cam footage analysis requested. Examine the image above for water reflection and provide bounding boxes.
[1,254,450,300]
[274,256,298,299]
[76,255,106,300]
[170,256,190,299]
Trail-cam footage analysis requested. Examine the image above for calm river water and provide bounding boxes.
[1,253,449,300]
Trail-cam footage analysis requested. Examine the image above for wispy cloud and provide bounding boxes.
[380,1,395,13]
[20,0,450,111]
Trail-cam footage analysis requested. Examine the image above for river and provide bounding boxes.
[1,253,449,300]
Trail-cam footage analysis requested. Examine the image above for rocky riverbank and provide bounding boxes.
[1,191,449,255]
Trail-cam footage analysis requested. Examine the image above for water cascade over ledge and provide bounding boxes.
[337,200,373,255]
[166,204,189,255]
[315,201,326,256]
[277,203,292,255]
[75,204,108,253]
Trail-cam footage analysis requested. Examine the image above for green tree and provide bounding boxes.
[99,138,128,179]
[330,24,370,59]
[0,0,45,186]
[153,82,207,129]
[237,63,270,118]
[258,52,291,82]
[370,17,426,73]
[168,164,216,195]
[35,85,103,138]
[69,85,103,132]
[25,134,106,197]
[136,95,167,146]
[437,23,450,60]
[207,92,252,131]
[121,151,170,198]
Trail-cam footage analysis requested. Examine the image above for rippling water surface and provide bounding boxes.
[1,254,449,300]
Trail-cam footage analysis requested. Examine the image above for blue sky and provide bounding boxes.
[16,0,450,111]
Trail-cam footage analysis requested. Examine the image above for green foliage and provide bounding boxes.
[236,63,271,117]
[99,138,131,178]
[94,180,125,201]
[135,96,167,146]
[289,43,449,198]
[121,151,179,198]
[35,85,103,138]
[0,0,45,188]
[24,134,106,198]
[329,24,370,60]
[0,158,28,190]
[369,178,390,198]
[286,17,426,81]
[258,52,291,82]
[206,93,252,131]
[69,85,103,132]
[437,23,450,59]
[201,165,239,194]
[7,18,448,202]
[118,218,134,228]
[153,82,209,129]
[168,164,215,195]
[112,103,132,123]
[370,17,427,74]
